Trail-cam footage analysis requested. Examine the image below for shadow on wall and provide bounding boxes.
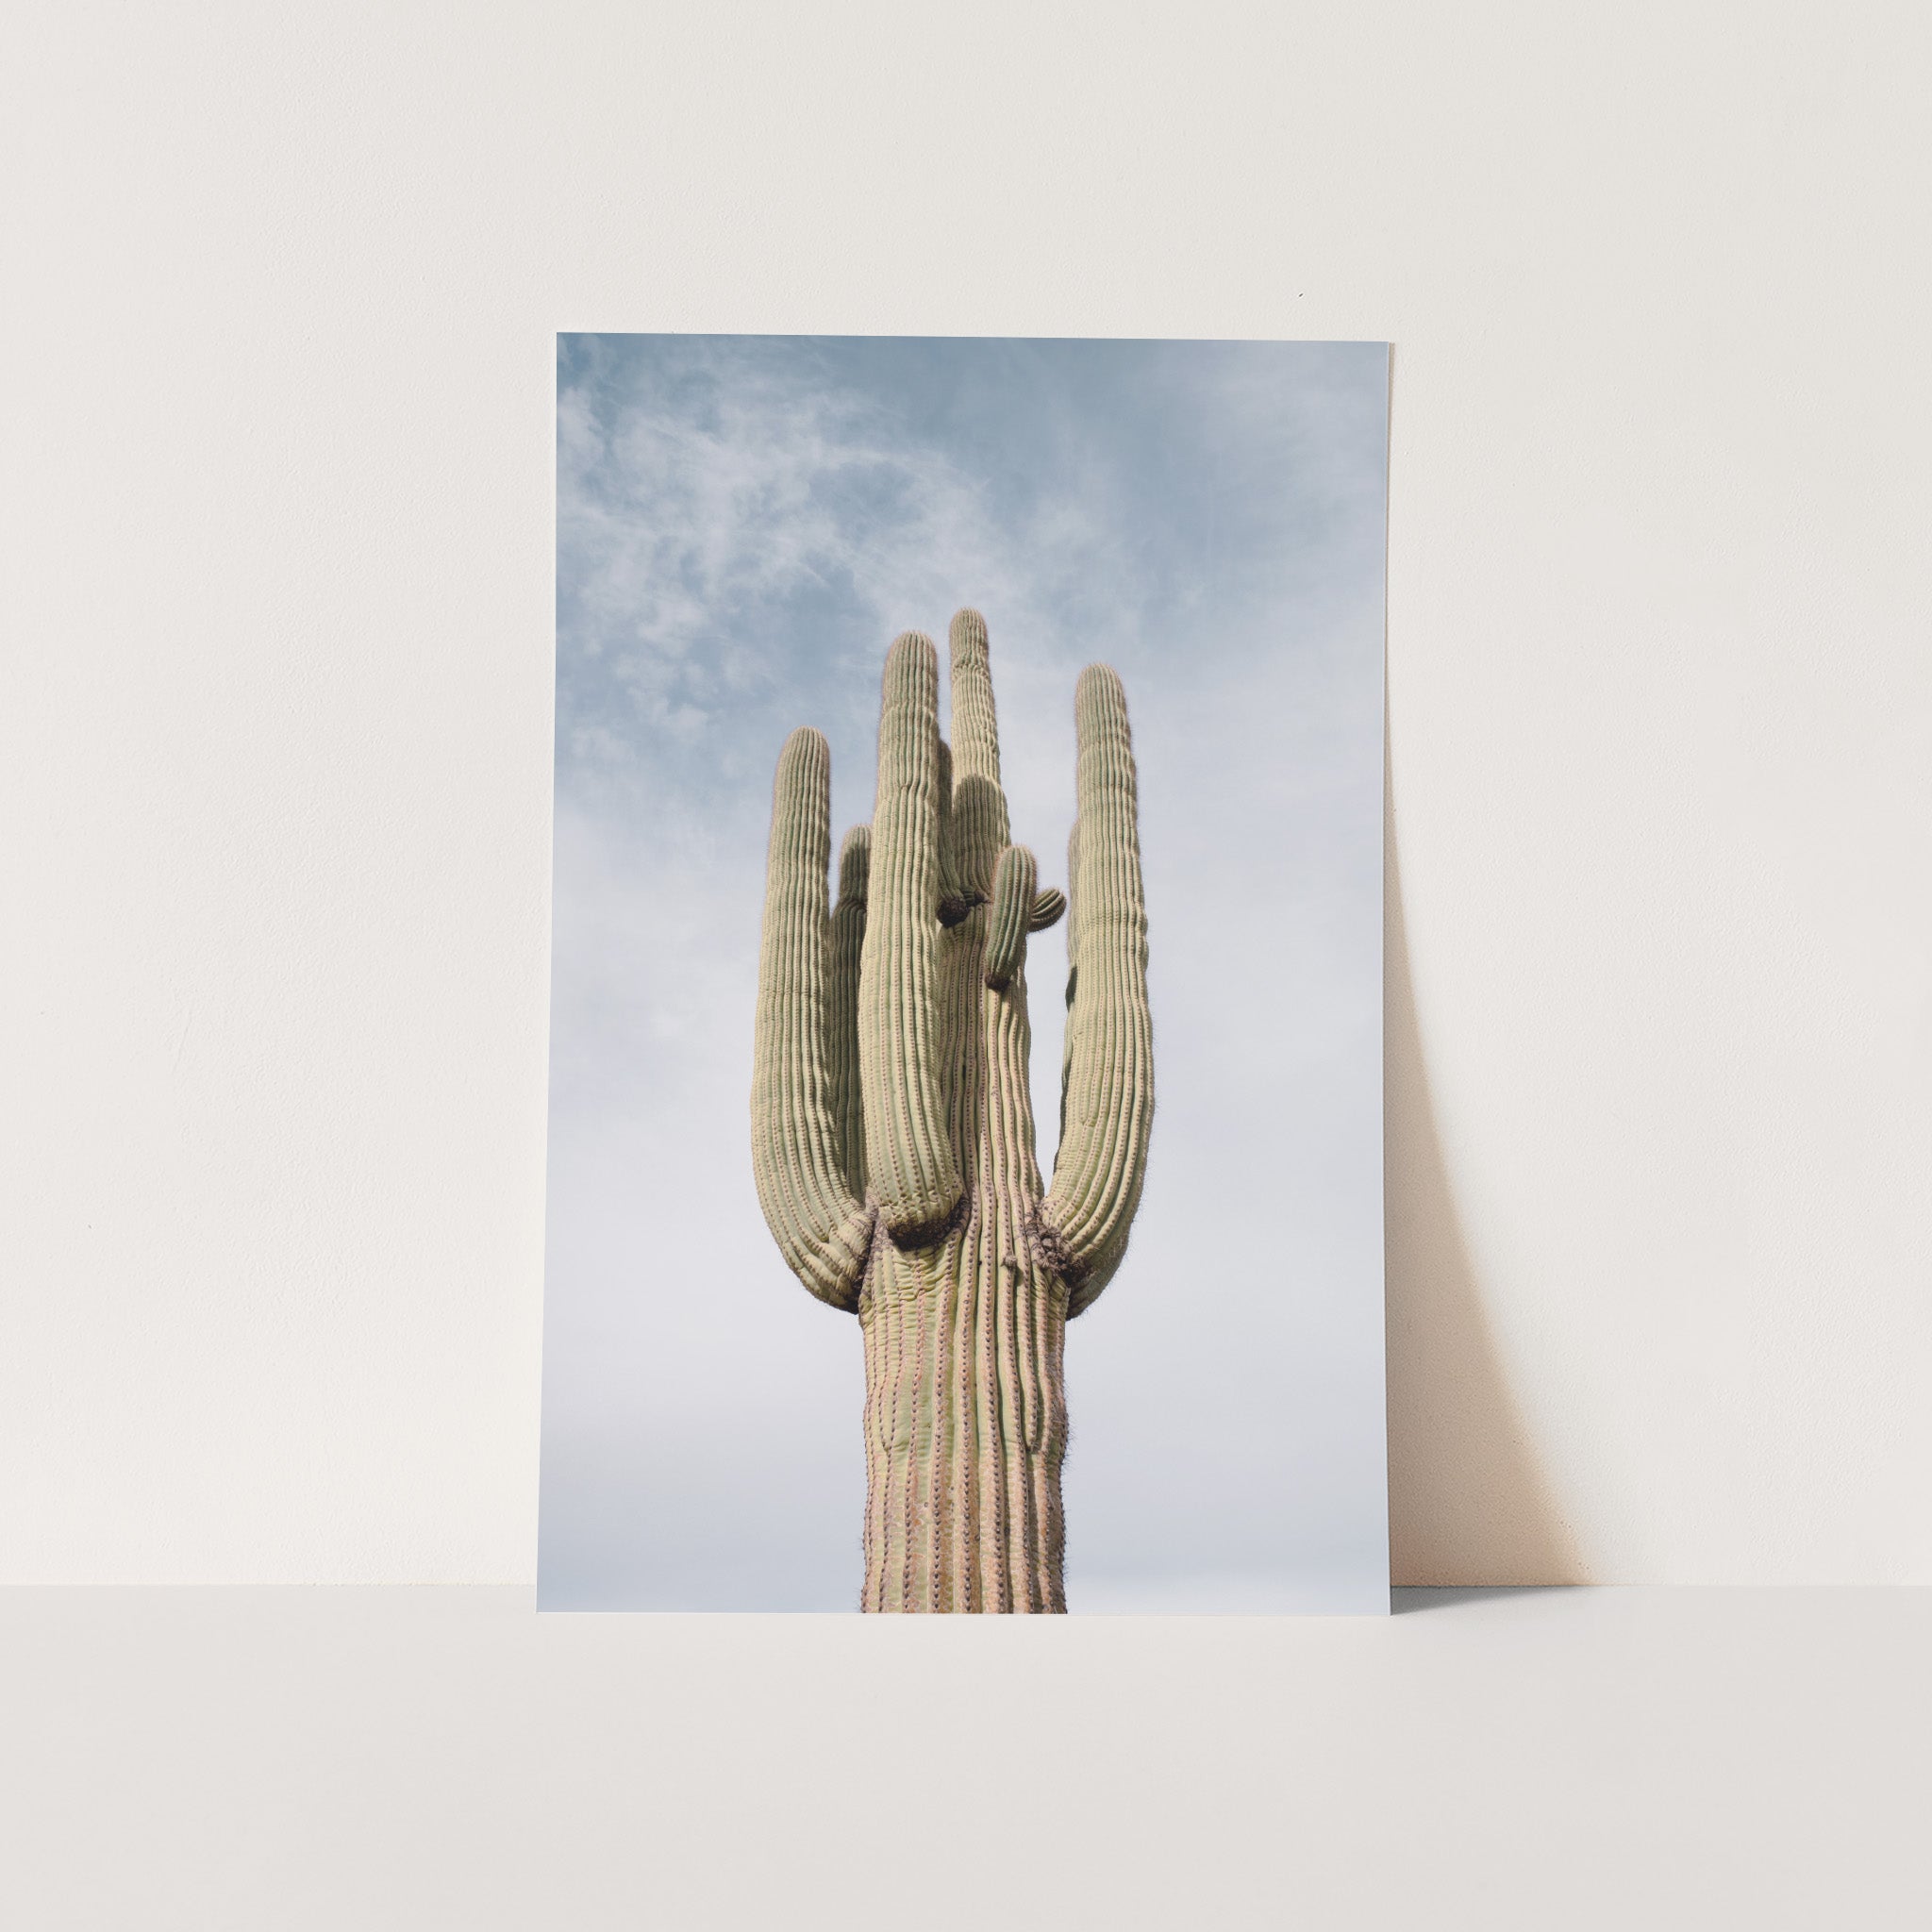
[1385,816,1585,1586]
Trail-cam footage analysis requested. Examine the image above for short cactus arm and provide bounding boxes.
[752,728,876,1308]
[1039,666,1153,1313]
[860,632,963,1246]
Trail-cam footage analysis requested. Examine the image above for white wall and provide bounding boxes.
[4,0,1926,1586]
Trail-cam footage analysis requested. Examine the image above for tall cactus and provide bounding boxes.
[752,610,1153,1612]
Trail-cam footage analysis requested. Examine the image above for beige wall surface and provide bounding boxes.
[3,1,1926,1586]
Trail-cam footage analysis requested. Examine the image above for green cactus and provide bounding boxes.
[752,609,1152,1612]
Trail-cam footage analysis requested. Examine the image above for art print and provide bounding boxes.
[541,336,1389,1612]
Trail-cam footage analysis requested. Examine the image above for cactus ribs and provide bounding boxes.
[751,611,1153,1612]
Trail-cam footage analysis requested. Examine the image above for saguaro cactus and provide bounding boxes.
[752,610,1152,1612]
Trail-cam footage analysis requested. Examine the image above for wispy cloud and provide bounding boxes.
[556,337,1166,827]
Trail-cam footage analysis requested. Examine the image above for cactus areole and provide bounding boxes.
[752,611,1153,1612]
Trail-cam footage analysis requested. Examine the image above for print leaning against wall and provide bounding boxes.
[539,335,1390,1613]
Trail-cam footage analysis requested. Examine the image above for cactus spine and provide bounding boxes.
[752,611,1152,1612]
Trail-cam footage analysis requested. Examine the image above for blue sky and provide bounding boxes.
[541,335,1390,1610]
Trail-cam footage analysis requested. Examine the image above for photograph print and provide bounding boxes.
[540,334,1389,1612]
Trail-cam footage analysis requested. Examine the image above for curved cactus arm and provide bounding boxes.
[860,632,964,1247]
[827,824,871,1201]
[752,728,875,1310]
[1026,887,1066,933]
[1038,666,1153,1311]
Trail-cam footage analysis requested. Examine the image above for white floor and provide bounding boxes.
[4,1587,1924,1929]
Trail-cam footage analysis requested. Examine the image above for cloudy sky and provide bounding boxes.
[540,335,1389,1611]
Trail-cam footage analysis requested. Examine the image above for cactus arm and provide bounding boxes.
[1026,887,1066,933]
[827,824,871,1200]
[947,608,1001,783]
[934,740,980,927]
[752,727,875,1310]
[1057,819,1079,1158]
[947,608,1009,893]
[1038,666,1153,1312]
[860,632,964,1247]
[982,844,1038,993]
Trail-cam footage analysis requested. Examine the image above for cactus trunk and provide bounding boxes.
[860,898,1068,1611]
[753,611,1151,1611]
[861,1232,1068,1613]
